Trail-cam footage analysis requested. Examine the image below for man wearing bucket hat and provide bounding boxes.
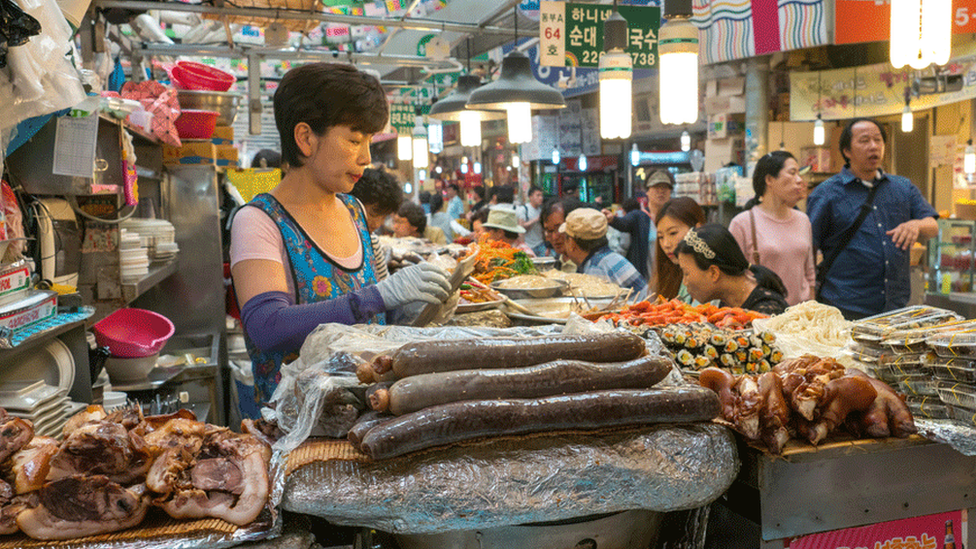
[482,206,535,256]
[560,208,647,298]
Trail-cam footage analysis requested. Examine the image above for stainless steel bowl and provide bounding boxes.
[531,256,557,270]
[490,278,568,300]
[176,90,243,126]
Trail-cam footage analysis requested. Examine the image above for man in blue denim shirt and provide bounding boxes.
[807,118,938,320]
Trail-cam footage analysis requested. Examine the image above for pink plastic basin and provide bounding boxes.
[174,109,218,139]
[92,308,175,358]
[173,61,236,92]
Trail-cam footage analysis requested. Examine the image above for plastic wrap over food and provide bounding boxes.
[916,419,976,456]
[282,423,737,534]
[267,323,582,454]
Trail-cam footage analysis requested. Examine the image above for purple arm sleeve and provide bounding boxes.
[240,287,386,352]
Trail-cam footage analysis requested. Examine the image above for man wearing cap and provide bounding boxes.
[641,170,675,277]
[542,198,585,272]
[560,208,648,298]
[483,206,535,256]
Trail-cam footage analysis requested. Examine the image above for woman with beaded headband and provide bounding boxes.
[674,224,789,315]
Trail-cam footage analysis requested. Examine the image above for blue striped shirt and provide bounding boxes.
[579,246,648,300]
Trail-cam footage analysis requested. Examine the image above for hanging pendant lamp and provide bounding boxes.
[600,5,633,139]
[890,0,951,69]
[466,50,566,144]
[659,0,699,125]
[430,75,507,149]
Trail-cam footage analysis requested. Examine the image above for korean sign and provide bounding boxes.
[788,509,965,549]
[539,1,660,69]
[390,103,415,134]
[789,41,976,121]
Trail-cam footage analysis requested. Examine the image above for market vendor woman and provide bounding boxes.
[675,224,788,315]
[230,63,451,411]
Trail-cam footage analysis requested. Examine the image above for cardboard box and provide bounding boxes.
[211,125,234,146]
[216,145,239,167]
[704,95,746,115]
[708,114,729,139]
[163,141,216,165]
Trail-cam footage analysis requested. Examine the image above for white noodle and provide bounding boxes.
[752,301,853,359]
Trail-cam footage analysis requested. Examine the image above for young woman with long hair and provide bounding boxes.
[652,197,706,301]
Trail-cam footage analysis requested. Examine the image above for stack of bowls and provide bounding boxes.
[119,229,149,281]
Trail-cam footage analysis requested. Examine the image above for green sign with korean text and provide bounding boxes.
[390,103,414,134]
[539,1,660,69]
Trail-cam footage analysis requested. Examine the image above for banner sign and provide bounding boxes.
[835,0,976,44]
[692,0,828,64]
[539,1,660,68]
[790,42,976,120]
[389,103,415,134]
[788,509,966,549]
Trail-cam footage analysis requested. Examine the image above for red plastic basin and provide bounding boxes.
[174,109,218,139]
[92,308,175,358]
[173,61,236,92]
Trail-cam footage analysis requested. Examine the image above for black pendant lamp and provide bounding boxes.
[429,75,506,122]
[465,51,567,111]
[466,10,565,144]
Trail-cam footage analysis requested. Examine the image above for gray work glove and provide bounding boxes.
[376,262,452,309]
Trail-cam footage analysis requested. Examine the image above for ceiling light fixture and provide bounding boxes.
[429,39,506,148]
[890,0,951,70]
[600,2,632,139]
[813,71,825,146]
[659,0,699,124]
[680,130,691,152]
[901,86,914,132]
[412,115,429,168]
[630,143,640,167]
[467,9,566,144]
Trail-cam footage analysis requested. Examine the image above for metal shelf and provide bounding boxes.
[121,259,178,303]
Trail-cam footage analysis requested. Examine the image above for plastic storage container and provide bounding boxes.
[937,382,976,411]
[926,356,976,383]
[852,306,962,344]
[884,318,976,351]
[92,308,174,358]
[926,330,976,359]
[897,375,940,397]
[880,352,932,377]
[906,396,949,419]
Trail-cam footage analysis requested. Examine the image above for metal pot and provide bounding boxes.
[176,90,243,126]
[395,510,662,549]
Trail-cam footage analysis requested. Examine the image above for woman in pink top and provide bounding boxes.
[728,151,815,306]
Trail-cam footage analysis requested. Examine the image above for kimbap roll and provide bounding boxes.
[676,349,695,367]
[703,345,719,360]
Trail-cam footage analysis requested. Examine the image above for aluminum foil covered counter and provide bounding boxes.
[281,423,737,534]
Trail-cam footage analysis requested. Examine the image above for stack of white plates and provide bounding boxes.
[153,241,179,260]
[103,390,128,410]
[0,380,70,438]
[119,228,150,281]
[121,219,176,261]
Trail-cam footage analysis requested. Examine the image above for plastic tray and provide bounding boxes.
[926,330,976,359]
[882,318,976,350]
[854,360,899,385]
[897,375,940,397]
[852,306,961,343]
[906,396,949,420]
[925,356,976,383]
[881,352,932,377]
[946,404,976,426]
[937,382,976,411]
[849,343,888,363]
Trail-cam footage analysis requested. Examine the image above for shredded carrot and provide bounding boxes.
[469,235,534,284]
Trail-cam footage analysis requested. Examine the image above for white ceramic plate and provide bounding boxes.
[0,339,75,395]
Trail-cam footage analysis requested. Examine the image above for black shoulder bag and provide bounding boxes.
[815,182,880,301]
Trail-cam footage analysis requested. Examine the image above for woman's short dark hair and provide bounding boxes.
[430,192,444,213]
[675,224,787,297]
[251,149,282,169]
[398,202,427,233]
[749,151,796,208]
[273,63,388,168]
[419,191,431,205]
[494,185,514,204]
[839,118,886,166]
[350,168,402,215]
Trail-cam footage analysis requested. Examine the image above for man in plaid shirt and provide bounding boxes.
[559,208,648,299]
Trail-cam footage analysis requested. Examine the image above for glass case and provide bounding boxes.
[928,219,976,294]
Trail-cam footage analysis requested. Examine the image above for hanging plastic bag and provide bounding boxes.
[0,0,85,134]
[0,0,42,68]
[121,80,182,147]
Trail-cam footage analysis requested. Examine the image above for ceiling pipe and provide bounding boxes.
[92,0,523,36]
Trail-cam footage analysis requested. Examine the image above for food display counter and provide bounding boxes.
[717,435,976,548]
